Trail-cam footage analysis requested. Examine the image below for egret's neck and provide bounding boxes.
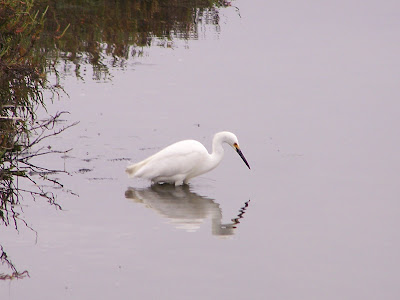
[208,133,225,169]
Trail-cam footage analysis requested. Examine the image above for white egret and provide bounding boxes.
[126,131,250,186]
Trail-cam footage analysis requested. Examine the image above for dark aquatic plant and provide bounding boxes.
[1,0,76,280]
[1,0,45,226]
[1,1,74,228]
[0,0,47,115]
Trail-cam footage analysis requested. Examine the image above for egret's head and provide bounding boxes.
[217,131,251,170]
[220,131,239,147]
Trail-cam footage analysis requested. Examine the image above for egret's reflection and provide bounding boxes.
[125,185,250,237]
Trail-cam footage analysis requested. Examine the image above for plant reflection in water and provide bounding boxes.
[0,245,29,280]
[125,184,250,237]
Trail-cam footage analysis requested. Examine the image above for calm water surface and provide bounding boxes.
[2,1,400,299]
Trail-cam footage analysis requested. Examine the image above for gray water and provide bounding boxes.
[2,1,400,299]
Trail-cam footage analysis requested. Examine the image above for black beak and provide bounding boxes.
[236,148,251,169]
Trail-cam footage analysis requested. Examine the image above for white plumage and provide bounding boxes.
[126,131,250,186]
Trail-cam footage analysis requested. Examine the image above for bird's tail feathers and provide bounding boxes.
[126,163,141,177]
[125,157,151,178]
